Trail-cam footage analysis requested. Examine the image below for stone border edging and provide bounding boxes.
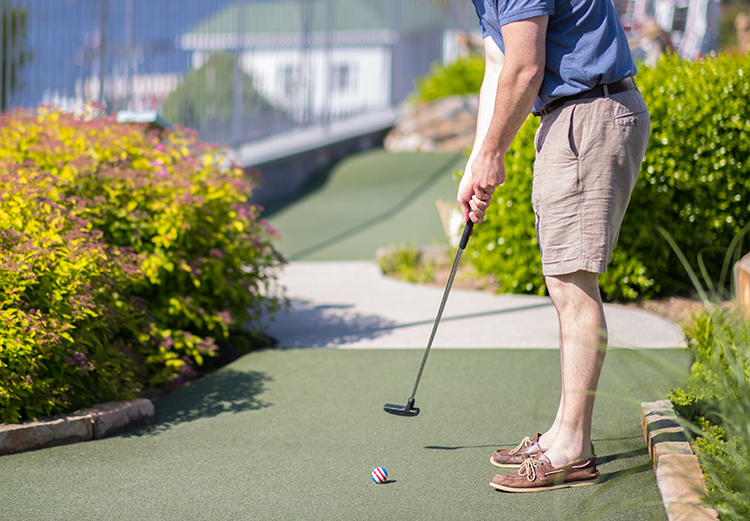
[0,399,154,456]
[641,400,720,521]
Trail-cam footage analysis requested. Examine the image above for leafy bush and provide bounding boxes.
[466,53,750,301]
[412,54,485,103]
[0,107,284,421]
[668,307,750,520]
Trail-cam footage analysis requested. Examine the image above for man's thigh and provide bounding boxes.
[532,89,650,277]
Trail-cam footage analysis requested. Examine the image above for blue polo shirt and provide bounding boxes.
[470,0,636,114]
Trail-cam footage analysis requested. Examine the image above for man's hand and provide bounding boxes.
[458,159,501,224]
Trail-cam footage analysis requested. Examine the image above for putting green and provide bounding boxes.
[264,149,466,261]
[0,348,689,521]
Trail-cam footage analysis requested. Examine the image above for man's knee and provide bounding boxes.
[546,271,600,298]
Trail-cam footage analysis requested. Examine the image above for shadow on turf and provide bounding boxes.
[124,369,272,436]
[269,299,399,347]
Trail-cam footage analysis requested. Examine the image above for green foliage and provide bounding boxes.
[377,244,436,284]
[0,107,284,421]
[412,54,485,103]
[162,52,289,131]
[669,307,750,520]
[463,53,750,301]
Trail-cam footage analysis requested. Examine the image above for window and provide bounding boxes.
[331,64,351,93]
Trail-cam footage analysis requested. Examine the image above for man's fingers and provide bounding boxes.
[458,198,472,222]
[474,185,495,201]
[469,194,490,224]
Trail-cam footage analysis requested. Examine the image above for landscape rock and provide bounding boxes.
[78,399,155,439]
[0,414,92,456]
[0,398,154,456]
[385,95,478,152]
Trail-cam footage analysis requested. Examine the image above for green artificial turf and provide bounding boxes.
[264,149,466,261]
[0,348,690,521]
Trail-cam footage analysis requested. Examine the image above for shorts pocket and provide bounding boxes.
[611,91,649,127]
[614,110,647,127]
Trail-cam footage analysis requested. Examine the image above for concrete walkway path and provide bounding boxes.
[267,261,686,349]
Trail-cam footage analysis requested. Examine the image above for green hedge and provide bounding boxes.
[464,53,750,300]
[0,107,284,422]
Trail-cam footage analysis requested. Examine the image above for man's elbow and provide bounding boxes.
[517,62,545,90]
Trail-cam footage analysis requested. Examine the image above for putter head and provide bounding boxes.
[383,398,420,417]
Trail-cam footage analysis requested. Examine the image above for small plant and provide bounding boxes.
[377,244,436,284]
[670,306,750,520]
[662,228,750,520]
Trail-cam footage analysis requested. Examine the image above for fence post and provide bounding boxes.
[98,0,107,104]
[1,0,7,112]
[232,1,246,144]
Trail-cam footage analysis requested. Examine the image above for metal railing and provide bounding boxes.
[0,0,480,147]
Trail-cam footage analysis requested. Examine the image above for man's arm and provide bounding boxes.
[458,15,548,223]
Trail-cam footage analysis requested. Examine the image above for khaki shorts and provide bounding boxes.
[532,88,650,277]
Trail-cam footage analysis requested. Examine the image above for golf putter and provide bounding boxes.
[383,219,474,417]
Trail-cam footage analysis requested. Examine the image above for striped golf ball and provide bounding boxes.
[371,467,387,484]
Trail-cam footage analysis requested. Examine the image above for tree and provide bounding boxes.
[162,52,290,137]
[1,5,29,112]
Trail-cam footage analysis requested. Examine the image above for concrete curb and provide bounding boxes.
[0,399,154,456]
[641,400,720,521]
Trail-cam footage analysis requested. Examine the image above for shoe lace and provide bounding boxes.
[518,457,544,482]
[509,436,533,455]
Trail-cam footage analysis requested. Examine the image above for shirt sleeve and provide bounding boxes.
[470,0,491,38]
[497,0,554,26]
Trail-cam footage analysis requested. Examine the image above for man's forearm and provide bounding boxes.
[476,60,544,165]
[467,55,501,169]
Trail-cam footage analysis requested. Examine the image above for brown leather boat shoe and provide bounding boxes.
[490,434,544,468]
[490,453,599,492]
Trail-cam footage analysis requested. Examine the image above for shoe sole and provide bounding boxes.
[489,478,598,493]
[490,455,528,468]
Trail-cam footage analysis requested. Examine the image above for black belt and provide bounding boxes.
[533,77,636,117]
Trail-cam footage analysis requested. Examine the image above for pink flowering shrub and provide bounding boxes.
[0,168,147,423]
[0,107,284,421]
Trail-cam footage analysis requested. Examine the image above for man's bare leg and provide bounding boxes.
[538,270,607,467]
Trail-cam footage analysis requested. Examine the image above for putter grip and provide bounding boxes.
[459,220,474,250]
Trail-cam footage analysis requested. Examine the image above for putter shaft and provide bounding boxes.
[408,243,466,402]
[383,220,473,417]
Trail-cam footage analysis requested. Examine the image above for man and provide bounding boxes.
[459,0,650,492]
